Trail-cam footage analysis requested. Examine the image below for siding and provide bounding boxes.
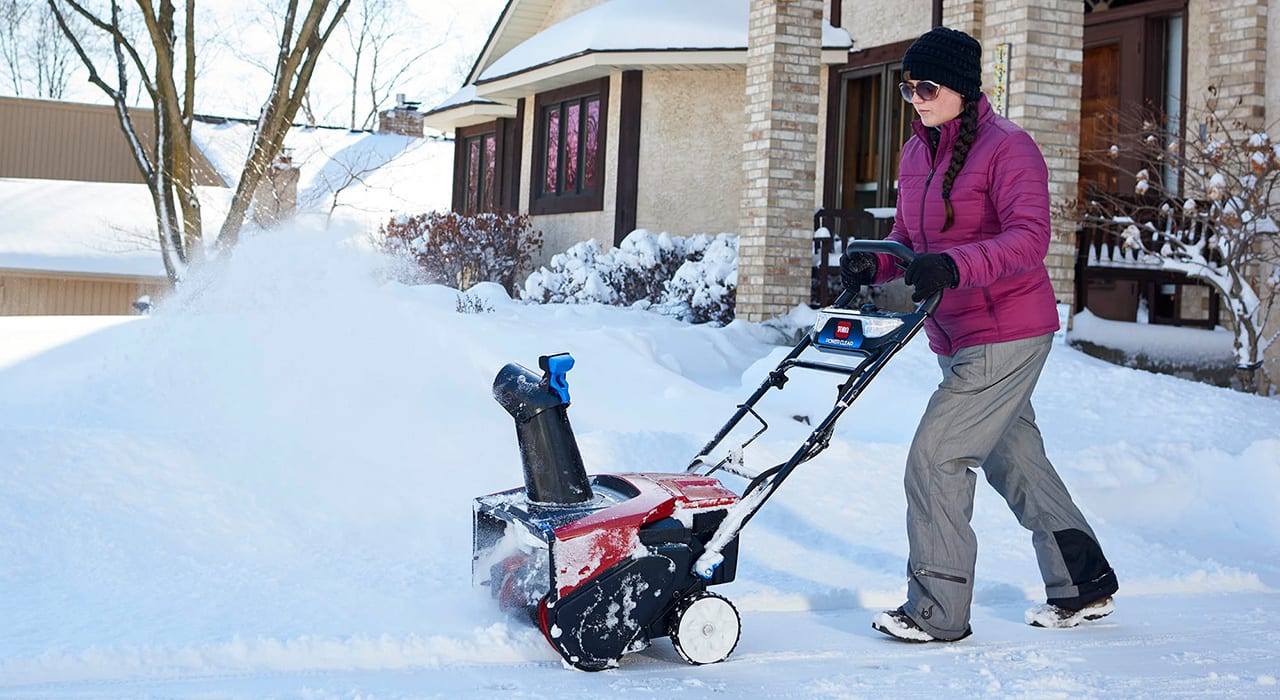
[0,270,165,316]
[0,95,224,186]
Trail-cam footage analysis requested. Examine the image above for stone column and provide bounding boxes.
[967,0,1083,308]
[944,0,986,37]
[737,0,824,322]
[1206,0,1268,127]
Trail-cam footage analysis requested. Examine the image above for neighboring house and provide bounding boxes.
[0,95,453,316]
[426,0,1278,371]
[0,95,226,315]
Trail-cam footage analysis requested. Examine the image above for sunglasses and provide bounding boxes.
[899,80,943,102]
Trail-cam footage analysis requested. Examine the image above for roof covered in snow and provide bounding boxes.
[0,178,230,278]
[429,0,852,121]
[0,122,454,277]
[477,0,851,85]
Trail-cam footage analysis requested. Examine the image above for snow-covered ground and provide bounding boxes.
[1,228,1278,699]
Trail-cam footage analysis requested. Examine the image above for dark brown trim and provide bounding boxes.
[830,0,841,28]
[1084,0,1186,26]
[932,0,943,28]
[614,71,642,245]
[1142,17,1166,111]
[456,121,499,213]
[500,98,525,212]
[841,38,913,71]
[529,77,610,216]
[450,133,466,212]
[822,65,841,209]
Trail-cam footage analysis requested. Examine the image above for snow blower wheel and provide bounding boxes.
[669,592,741,665]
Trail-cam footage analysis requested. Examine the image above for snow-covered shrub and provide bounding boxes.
[379,212,543,295]
[524,230,738,325]
[657,234,738,325]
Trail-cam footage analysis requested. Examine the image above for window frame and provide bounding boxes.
[530,77,609,215]
[456,123,498,214]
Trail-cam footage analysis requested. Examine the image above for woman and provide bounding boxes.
[840,26,1118,643]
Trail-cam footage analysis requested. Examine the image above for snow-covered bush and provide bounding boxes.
[524,230,738,325]
[658,234,738,324]
[378,211,543,295]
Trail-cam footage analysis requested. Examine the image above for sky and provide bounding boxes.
[0,226,1277,698]
[1,0,508,125]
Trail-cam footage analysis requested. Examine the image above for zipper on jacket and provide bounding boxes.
[919,168,936,253]
[913,568,969,585]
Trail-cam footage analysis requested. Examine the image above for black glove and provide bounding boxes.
[839,251,878,290]
[903,253,959,302]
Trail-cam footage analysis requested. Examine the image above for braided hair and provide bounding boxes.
[940,99,980,232]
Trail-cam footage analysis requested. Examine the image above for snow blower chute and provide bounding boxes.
[473,241,940,671]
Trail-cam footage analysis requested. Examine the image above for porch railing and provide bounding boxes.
[811,207,895,307]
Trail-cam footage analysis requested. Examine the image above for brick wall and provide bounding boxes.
[378,108,425,138]
[944,0,985,39]
[1206,0,1269,127]
[737,0,824,322]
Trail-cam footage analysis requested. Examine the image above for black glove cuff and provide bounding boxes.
[941,253,959,288]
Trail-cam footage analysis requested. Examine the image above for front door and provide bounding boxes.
[1077,0,1199,324]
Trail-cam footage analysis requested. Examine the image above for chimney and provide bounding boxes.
[252,148,301,227]
[378,93,424,138]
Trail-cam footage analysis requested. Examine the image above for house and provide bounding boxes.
[1,95,454,315]
[426,0,1278,374]
[0,95,227,315]
[424,0,852,322]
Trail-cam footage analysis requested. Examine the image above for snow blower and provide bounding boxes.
[473,241,940,671]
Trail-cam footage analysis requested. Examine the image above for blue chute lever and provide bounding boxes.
[539,353,575,404]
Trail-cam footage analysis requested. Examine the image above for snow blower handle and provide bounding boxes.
[842,240,942,315]
[539,353,575,403]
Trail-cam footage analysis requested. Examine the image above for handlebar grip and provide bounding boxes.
[834,239,943,316]
[842,240,916,265]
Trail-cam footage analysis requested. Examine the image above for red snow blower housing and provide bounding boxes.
[474,241,939,671]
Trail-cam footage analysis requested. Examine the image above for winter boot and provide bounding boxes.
[872,607,972,643]
[1025,595,1115,629]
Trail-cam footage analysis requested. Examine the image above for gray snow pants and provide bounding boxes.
[902,333,1117,640]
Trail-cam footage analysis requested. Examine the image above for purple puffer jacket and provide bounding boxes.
[872,94,1060,356]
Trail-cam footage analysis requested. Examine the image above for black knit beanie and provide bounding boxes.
[902,26,982,100]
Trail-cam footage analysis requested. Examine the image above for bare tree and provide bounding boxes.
[48,0,200,280]
[215,0,351,247]
[2,0,80,97]
[31,1,76,96]
[1066,87,1280,395]
[47,0,351,279]
[294,135,423,225]
[329,0,446,131]
[1,0,32,94]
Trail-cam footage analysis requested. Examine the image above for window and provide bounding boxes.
[456,123,497,213]
[531,78,608,214]
[465,131,496,212]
